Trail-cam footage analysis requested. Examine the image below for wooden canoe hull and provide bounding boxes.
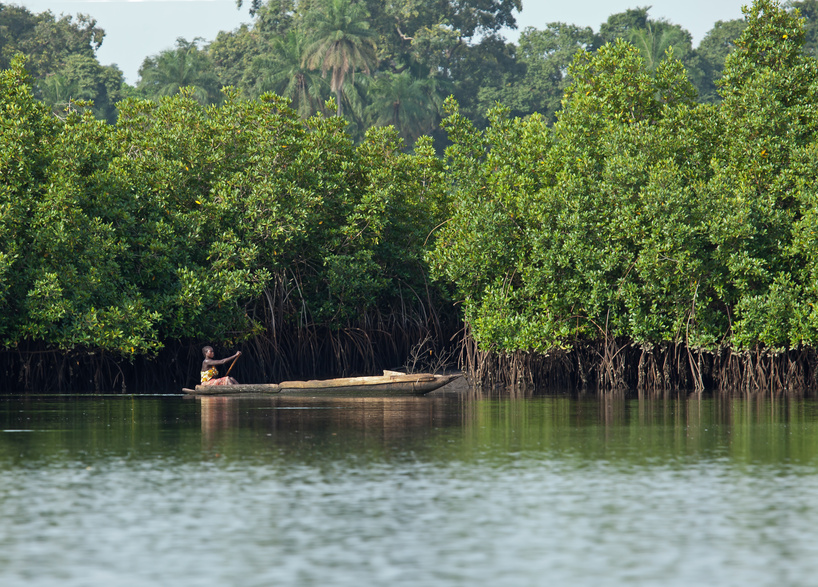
[184,383,282,395]
[184,372,461,396]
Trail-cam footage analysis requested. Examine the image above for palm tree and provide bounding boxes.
[137,37,220,105]
[301,0,377,116]
[38,73,79,116]
[629,22,692,70]
[248,30,329,118]
[365,71,448,143]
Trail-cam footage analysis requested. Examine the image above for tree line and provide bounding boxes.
[432,0,818,392]
[3,0,818,393]
[0,53,456,389]
[5,0,818,143]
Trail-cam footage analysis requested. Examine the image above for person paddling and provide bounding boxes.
[200,346,241,386]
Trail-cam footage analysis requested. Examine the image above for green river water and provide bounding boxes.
[1,388,817,586]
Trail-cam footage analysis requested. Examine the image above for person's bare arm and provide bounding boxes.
[203,351,241,367]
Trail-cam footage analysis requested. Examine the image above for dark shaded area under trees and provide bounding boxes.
[3,0,818,394]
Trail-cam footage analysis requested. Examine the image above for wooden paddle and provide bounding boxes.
[225,352,241,377]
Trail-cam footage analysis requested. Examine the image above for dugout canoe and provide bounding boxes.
[182,371,461,396]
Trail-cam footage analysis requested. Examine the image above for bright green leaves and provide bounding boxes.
[733,274,804,349]
[466,283,576,353]
[433,0,818,355]
[0,55,54,342]
[0,57,452,356]
[704,0,818,348]
[563,40,659,126]
[724,0,806,80]
[106,91,345,340]
[25,272,72,327]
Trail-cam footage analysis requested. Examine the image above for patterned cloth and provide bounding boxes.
[201,376,232,387]
[201,367,218,383]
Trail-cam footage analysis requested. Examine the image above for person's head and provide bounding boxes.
[202,346,214,358]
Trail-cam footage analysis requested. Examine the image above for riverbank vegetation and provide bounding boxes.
[10,1,818,143]
[3,0,818,393]
[1,55,456,390]
[432,0,818,393]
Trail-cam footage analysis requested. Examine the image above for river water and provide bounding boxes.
[1,388,818,586]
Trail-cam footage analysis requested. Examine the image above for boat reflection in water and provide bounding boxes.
[197,391,469,454]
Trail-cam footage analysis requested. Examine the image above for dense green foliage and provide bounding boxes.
[201,0,522,141]
[5,0,814,141]
[5,0,818,392]
[0,4,125,122]
[137,37,221,106]
[430,0,818,357]
[139,0,756,141]
[0,55,450,358]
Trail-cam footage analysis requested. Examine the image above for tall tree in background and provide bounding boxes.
[247,29,329,117]
[0,4,123,122]
[787,0,818,55]
[596,8,698,75]
[210,0,298,90]
[368,0,521,41]
[448,33,518,126]
[628,19,694,70]
[693,19,747,102]
[137,37,220,105]
[214,0,524,140]
[596,7,649,46]
[476,23,595,122]
[39,53,124,122]
[0,4,102,76]
[301,0,377,116]
[209,24,263,89]
[365,70,448,142]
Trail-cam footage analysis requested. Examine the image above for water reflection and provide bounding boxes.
[1,392,817,471]
[2,392,818,586]
[200,396,236,439]
[197,394,470,459]
[188,392,818,467]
